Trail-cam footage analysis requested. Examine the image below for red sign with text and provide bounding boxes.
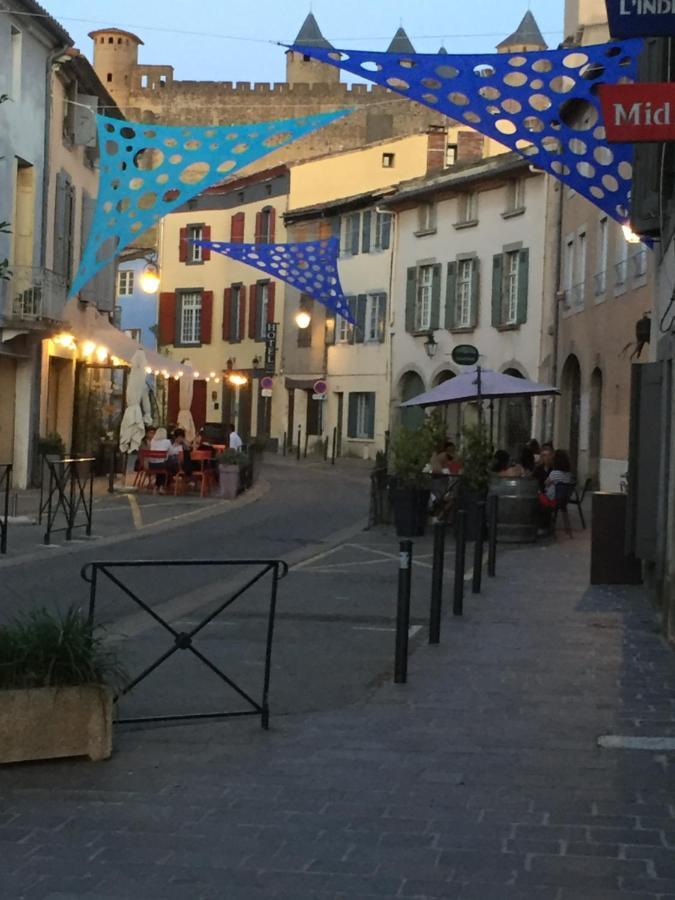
[600,83,675,142]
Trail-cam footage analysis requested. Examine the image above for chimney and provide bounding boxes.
[426,129,446,174]
[457,131,485,164]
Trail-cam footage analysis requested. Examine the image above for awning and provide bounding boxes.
[63,299,191,378]
[285,376,324,391]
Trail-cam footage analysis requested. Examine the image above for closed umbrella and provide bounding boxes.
[177,365,195,442]
[119,349,149,454]
[400,368,559,408]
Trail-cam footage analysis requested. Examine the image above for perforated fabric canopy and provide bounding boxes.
[70,109,352,298]
[289,39,642,225]
[192,237,355,323]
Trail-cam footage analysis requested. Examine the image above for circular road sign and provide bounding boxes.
[260,376,274,390]
[451,344,479,367]
[313,379,328,395]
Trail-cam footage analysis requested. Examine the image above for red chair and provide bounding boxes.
[136,449,172,492]
[173,450,216,497]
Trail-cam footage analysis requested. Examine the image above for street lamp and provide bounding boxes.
[139,261,161,293]
[424,331,438,359]
[295,309,311,330]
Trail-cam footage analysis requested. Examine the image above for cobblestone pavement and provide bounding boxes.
[1,529,675,900]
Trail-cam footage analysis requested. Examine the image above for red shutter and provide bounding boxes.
[231,212,245,243]
[191,380,207,432]
[267,282,276,323]
[248,284,257,339]
[158,292,176,345]
[167,378,180,425]
[254,211,263,244]
[268,207,276,243]
[201,225,211,261]
[200,291,213,344]
[222,288,232,341]
[179,227,188,263]
[239,286,247,341]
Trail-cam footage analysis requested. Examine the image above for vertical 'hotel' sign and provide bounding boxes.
[606,0,675,37]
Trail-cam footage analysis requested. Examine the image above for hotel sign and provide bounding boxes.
[606,0,675,37]
[599,83,675,140]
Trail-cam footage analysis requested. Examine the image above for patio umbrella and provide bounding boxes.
[400,368,560,408]
[119,349,149,454]
[177,365,195,442]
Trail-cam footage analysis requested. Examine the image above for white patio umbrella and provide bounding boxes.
[119,349,149,454]
[177,364,195,442]
[400,368,560,408]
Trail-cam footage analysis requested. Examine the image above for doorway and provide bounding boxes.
[398,371,425,430]
[589,367,603,486]
[561,355,582,472]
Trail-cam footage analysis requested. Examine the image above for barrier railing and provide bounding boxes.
[39,456,95,544]
[81,558,288,729]
[0,464,11,554]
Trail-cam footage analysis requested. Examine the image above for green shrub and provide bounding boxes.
[390,425,434,487]
[459,423,494,495]
[216,449,250,467]
[38,432,66,458]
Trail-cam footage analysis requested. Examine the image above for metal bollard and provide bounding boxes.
[323,436,329,461]
[331,427,337,466]
[395,540,413,684]
[282,432,287,457]
[304,430,309,459]
[453,509,467,616]
[296,426,301,461]
[429,522,446,644]
[472,501,486,595]
[487,494,498,578]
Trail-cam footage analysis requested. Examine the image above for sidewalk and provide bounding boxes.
[1,531,675,899]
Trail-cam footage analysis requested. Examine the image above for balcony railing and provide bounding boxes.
[630,249,647,279]
[0,266,67,325]
[615,259,628,288]
[593,271,607,296]
[570,282,585,308]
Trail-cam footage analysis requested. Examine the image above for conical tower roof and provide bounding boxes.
[294,12,332,49]
[387,26,416,54]
[496,10,547,51]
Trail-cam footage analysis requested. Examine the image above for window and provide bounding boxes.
[415,265,433,332]
[564,237,575,298]
[117,270,134,296]
[631,243,648,279]
[505,178,526,214]
[180,292,202,345]
[230,284,243,341]
[188,224,203,262]
[107,73,113,83]
[457,192,478,225]
[456,259,474,328]
[11,26,22,101]
[615,229,628,288]
[573,230,587,307]
[491,249,528,328]
[257,282,270,341]
[348,392,375,440]
[113,305,122,327]
[382,152,395,168]
[342,213,360,255]
[595,217,608,296]
[364,294,386,342]
[503,251,520,325]
[374,212,392,251]
[258,207,274,243]
[446,143,457,166]
[338,298,354,342]
[417,203,436,234]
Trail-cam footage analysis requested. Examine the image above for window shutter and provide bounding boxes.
[325,316,336,346]
[492,254,504,327]
[517,248,529,325]
[158,292,177,346]
[200,291,213,344]
[347,394,358,438]
[405,267,417,334]
[355,294,367,343]
[254,211,263,244]
[248,285,257,339]
[222,288,232,341]
[231,212,245,243]
[255,284,264,341]
[381,214,392,250]
[179,227,188,263]
[238,286,247,341]
[362,211,372,254]
[377,294,386,343]
[351,214,360,255]
[445,261,457,330]
[470,258,480,328]
[267,282,276,323]
[430,263,442,329]
[347,297,356,345]
[53,170,67,276]
[201,225,211,261]
[268,207,276,243]
[73,95,98,147]
[366,393,376,439]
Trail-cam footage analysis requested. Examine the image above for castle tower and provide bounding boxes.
[387,27,416,54]
[286,13,340,87]
[89,28,143,108]
[496,11,547,53]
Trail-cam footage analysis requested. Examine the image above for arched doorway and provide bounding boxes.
[560,355,582,472]
[433,370,460,440]
[589,367,603,487]
[498,368,532,459]
[398,371,425,430]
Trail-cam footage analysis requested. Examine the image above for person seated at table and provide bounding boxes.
[539,449,573,509]
[533,443,554,490]
[228,423,243,452]
[527,438,541,464]
[149,427,172,491]
[520,446,536,476]
[430,441,452,475]
[192,429,216,472]
[134,425,156,471]
[170,428,193,479]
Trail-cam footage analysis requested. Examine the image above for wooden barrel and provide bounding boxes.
[488,476,539,543]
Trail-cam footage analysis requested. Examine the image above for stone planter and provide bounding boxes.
[0,684,113,765]
[218,463,240,500]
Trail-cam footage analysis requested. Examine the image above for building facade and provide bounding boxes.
[115,258,158,350]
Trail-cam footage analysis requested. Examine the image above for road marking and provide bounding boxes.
[127,494,143,530]
[297,559,393,573]
[343,544,434,570]
[598,735,675,751]
[408,625,422,638]
[351,625,422,638]
[292,544,348,570]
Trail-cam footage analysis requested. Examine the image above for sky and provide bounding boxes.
[41,0,565,84]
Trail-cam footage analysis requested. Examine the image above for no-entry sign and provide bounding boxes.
[599,83,675,141]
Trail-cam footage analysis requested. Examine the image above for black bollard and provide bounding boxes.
[395,540,413,684]
[429,522,446,644]
[487,494,498,578]
[331,427,337,466]
[282,431,287,457]
[296,426,301,461]
[472,501,486,595]
[453,509,467,616]
[304,430,309,459]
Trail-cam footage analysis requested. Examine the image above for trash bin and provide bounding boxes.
[591,492,642,585]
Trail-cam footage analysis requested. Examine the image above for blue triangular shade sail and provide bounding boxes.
[289,40,643,225]
[70,110,352,297]
[192,237,355,324]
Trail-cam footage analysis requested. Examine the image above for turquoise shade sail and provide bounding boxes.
[192,237,355,324]
[288,40,642,225]
[70,109,352,298]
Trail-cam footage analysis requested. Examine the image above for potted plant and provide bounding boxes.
[0,607,123,765]
[458,423,494,539]
[389,424,434,537]
[216,449,250,499]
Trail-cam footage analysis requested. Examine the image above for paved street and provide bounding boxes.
[1,466,675,899]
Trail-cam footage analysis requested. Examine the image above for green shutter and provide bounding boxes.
[53,171,67,277]
[445,261,457,331]
[381,214,391,250]
[517,248,529,325]
[350,214,360,255]
[362,211,371,254]
[430,263,442,330]
[470,257,480,328]
[405,267,417,334]
[492,254,504,328]
[347,394,358,438]
[366,393,376,439]
[377,293,386,343]
[325,315,336,346]
[355,294,367,343]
